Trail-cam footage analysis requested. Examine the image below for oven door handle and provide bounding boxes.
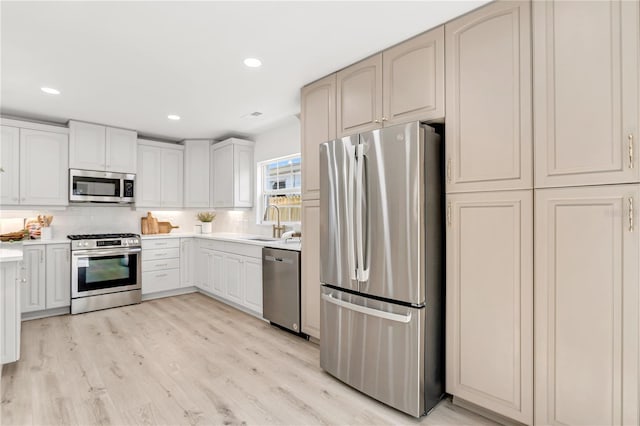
[72,248,141,256]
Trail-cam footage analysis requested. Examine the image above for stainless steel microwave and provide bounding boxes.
[69,169,135,203]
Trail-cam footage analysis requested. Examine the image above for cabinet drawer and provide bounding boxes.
[142,269,180,294]
[142,258,180,272]
[142,248,180,261]
[142,239,180,250]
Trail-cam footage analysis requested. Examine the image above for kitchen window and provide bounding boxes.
[257,154,301,225]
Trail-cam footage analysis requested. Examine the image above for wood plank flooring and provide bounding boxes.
[1,293,495,425]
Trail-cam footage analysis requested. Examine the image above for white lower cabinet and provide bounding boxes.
[142,238,181,295]
[45,244,71,309]
[1,261,21,364]
[21,245,46,313]
[243,258,262,315]
[535,184,639,426]
[446,190,533,424]
[195,239,263,316]
[180,238,194,287]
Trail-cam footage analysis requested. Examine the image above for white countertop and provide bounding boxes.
[0,248,23,263]
[141,232,302,252]
[0,238,70,246]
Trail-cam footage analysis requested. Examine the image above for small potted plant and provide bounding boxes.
[196,211,216,234]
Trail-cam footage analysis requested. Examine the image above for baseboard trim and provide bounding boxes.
[22,306,70,321]
[452,396,525,426]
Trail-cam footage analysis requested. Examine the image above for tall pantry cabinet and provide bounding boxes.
[300,74,336,339]
[444,1,534,424]
[533,1,640,425]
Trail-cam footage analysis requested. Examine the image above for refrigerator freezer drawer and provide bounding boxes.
[320,286,425,417]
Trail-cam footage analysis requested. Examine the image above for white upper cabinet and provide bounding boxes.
[0,126,20,205]
[20,129,68,205]
[160,147,183,208]
[211,138,254,208]
[383,26,445,126]
[183,140,211,208]
[445,0,532,193]
[301,74,336,201]
[533,0,639,187]
[105,127,137,174]
[69,120,137,173]
[337,54,383,137]
[1,120,68,206]
[136,140,183,208]
[535,184,639,425]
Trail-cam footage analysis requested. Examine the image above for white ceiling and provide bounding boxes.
[1,1,489,141]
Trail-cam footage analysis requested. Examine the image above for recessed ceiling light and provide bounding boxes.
[41,87,60,95]
[243,58,262,68]
[167,115,181,121]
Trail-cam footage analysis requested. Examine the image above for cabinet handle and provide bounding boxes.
[156,273,168,278]
[374,119,380,124]
[155,242,167,246]
[628,134,634,169]
[382,116,388,122]
[447,202,452,227]
[20,278,27,284]
[446,159,452,184]
[40,251,44,263]
[629,197,634,232]
[12,197,18,201]
[66,250,69,262]
[155,263,168,267]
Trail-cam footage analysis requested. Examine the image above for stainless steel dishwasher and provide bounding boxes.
[262,247,303,335]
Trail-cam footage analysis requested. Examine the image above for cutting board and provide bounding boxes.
[141,212,159,234]
[157,222,179,234]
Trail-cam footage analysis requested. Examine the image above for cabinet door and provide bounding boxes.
[183,140,211,208]
[535,185,639,425]
[534,0,639,188]
[136,145,162,207]
[224,254,243,305]
[20,129,68,205]
[180,239,193,287]
[45,244,70,309]
[69,121,106,170]
[195,246,209,291]
[161,148,183,207]
[445,1,532,193]
[211,144,234,207]
[301,74,336,200]
[301,199,320,339]
[106,127,137,174]
[446,190,533,424]
[0,126,20,205]
[1,262,20,364]
[21,246,46,313]
[233,144,253,207]
[337,54,383,137]
[243,258,262,315]
[211,251,225,296]
[383,26,445,125]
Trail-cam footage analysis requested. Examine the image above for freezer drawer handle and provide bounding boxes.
[322,293,412,323]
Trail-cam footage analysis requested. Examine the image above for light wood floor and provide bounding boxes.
[1,293,495,425]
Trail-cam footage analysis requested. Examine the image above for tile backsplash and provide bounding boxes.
[0,207,274,239]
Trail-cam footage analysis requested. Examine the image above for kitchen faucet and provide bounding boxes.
[264,204,285,238]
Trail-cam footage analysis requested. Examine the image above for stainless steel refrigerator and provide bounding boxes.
[319,121,443,417]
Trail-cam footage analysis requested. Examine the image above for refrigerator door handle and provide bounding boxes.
[355,144,365,282]
[322,293,412,323]
[347,144,358,281]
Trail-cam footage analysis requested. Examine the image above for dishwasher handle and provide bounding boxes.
[264,255,294,264]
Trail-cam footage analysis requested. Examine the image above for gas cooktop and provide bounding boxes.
[67,233,139,240]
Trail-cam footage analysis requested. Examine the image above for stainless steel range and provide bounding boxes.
[68,233,142,314]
